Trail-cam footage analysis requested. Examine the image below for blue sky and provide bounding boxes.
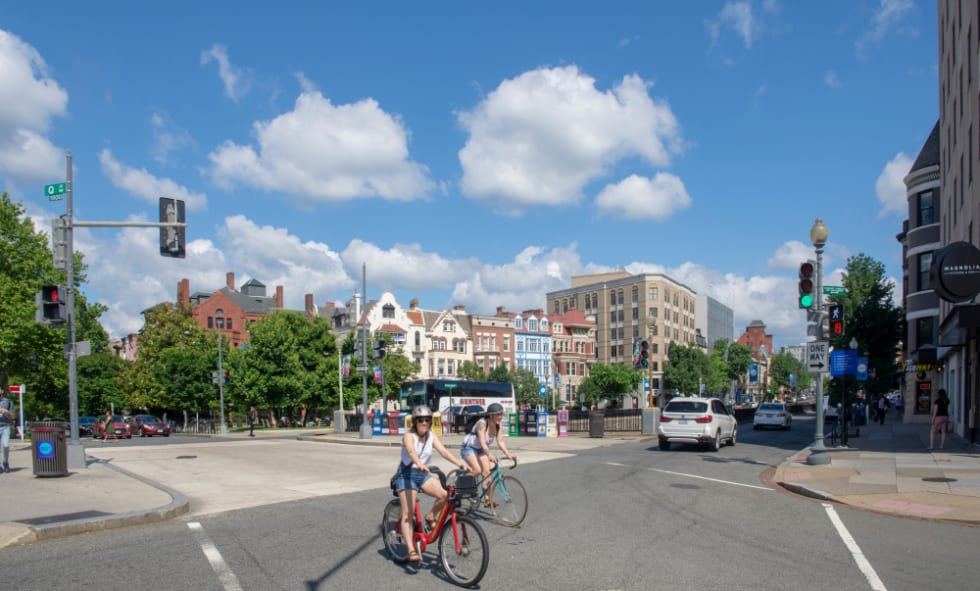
[1,1,937,349]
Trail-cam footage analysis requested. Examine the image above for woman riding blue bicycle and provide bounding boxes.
[460,403,516,503]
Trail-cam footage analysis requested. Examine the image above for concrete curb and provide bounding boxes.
[7,458,189,546]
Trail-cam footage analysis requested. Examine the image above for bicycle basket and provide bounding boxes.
[452,474,479,498]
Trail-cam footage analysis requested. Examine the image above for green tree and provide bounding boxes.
[578,363,642,408]
[511,367,542,408]
[487,365,510,383]
[725,342,753,383]
[76,353,127,415]
[769,351,807,395]
[663,342,710,396]
[457,361,485,381]
[829,253,904,403]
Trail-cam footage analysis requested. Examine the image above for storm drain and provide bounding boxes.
[922,477,957,483]
[18,510,113,526]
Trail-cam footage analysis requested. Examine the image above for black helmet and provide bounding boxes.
[487,403,504,415]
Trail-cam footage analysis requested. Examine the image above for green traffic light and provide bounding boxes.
[799,294,814,308]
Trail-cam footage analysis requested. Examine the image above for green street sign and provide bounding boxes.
[823,285,847,296]
[45,182,67,200]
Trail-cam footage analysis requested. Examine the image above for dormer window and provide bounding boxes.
[528,318,538,331]
[540,319,548,331]
[383,304,395,319]
[515,317,523,329]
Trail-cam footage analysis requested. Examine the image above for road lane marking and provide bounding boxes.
[822,503,888,591]
[606,462,773,491]
[188,522,244,591]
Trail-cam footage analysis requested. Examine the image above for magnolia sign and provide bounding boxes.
[930,241,980,302]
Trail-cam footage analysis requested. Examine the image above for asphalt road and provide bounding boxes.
[3,419,978,591]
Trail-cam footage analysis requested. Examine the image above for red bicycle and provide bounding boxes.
[382,467,489,587]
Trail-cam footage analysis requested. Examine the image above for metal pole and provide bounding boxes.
[360,263,371,439]
[65,152,85,469]
[807,236,830,465]
[217,318,227,435]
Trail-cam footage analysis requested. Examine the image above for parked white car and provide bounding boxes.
[753,402,792,430]
[657,397,737,451]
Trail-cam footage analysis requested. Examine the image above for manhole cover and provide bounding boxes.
[922,477,957,483]
[670,483,700,490]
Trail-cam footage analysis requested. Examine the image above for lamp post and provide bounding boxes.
[216,309,228,435]
[842,337,858,447]
[807,218,831,465]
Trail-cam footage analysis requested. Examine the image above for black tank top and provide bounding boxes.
[935,397,949,417]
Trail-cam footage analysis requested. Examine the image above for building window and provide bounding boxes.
[504,336,510,352]
[918,252,932,291]
[541,319,548,331]
[649,307,658,318]
[207,316,213,329]
[916,317,935,350]
[515,317,522,329]
[618,290,624,305]
[649,287,658,300]
[226,318,233,330]
[444,320,456,332]
[632,287,638,303]
[914,189,932,224]
[609,291,617,306]
[383,304,395,319]
[528,318,538,332]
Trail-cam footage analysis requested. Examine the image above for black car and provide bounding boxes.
[78,415,98,437]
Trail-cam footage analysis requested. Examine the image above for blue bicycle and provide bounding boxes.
[452,458,527,527]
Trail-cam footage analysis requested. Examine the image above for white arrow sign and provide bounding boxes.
[807,340,829,372]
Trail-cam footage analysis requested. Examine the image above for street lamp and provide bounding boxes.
[807,218,831,465]
[216,309,228,435]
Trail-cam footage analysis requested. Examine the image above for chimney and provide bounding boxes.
[226,272,235,291]
[275,285,284,308]
[454,305,465,312]
[305,294,314,316]
[178,278,190,306]
[410,298,419,310]
[496,306,505,316]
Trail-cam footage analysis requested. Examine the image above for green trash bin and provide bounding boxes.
[508,412,519,437]
[30,421,69,477]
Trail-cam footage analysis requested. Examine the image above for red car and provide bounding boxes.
[130,414,171,437]
[92,415,132,439]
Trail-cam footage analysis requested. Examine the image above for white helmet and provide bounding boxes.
[412,405,433,418]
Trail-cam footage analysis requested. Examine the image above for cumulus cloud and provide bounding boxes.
[150,112,193,166]
[856,0,916,58]
[875,152,912,217]
[0,29,68,187]
[824,70,841,88]
[767,240,815,271]
[707,1,759,48]
[595,173,691,220]
[340,239,478,292]
[200,43,252,102]
[208,89,433,202]
[99,149,208,211]
[457,66,684,215]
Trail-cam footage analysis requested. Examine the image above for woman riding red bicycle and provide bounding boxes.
[393,405,470,563]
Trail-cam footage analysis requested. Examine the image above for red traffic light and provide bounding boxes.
[42,285,60,303]
[799,261,814,278]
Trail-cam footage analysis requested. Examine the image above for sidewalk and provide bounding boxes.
[773,420,980,525]
[2,422,978,550]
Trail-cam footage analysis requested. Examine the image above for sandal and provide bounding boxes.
[407,550,422,562]
[424,513,437,530]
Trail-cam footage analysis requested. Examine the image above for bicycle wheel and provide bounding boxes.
[488,475,527,527]
[382,499,410,563]
[439,515,489,588]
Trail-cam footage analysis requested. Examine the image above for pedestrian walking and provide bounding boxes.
[877,396,888,425]
[102,410,118,442]
[894,394,904,420]
[0,386,15,473]
[929,389,951,450]
[248,406,257,437]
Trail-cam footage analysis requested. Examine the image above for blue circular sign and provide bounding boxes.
[38,441,54,459]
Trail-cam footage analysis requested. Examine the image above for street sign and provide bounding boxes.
[539,383,546,397]
[830,349,858,376]
[8,385,23,394]
[807,340,829,372]
[823,285,847,296]
[45,182,67,200]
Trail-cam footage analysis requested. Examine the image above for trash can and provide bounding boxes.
[588,410,605,438]
[30,421,68,477]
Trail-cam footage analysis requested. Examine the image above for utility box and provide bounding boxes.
[30,421,68,477]
[641,408,659,435]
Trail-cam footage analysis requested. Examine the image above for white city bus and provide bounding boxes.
[399,379,517,432]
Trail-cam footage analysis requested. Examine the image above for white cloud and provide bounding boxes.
[99,149,208,211]
[768,240,814,271]
[208,89,434,202]
[856,0,916,58]
[707,1,759,48]
[875,152,912,217]
[457,66,684,214]
[824,70,841,88]
[200,43,252,102]
[150,112,193,166]
[0,29,68,187]
[595,173,691,220]
[340,239,477,292]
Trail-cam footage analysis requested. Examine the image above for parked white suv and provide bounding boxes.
[657,397,737,451]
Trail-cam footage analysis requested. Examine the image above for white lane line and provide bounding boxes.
[606,462,773,491]
[822,503,888,591]
[187,522,245,591]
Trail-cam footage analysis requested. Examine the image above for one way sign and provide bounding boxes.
[807,340,829,373]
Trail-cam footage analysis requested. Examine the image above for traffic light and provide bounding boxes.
[634,339,649,369]
[40,285,67,324]
[159,197,186,258]
[829,303,845,338]
[373,339,387,359]
[798,260,816,309]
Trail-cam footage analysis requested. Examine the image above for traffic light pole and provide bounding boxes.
[64,152,85,470]
[360,263,372,439]
[807,233,830,466]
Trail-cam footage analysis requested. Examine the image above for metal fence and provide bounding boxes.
[566,408,642,433]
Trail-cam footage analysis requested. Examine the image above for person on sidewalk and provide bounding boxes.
[0,386,15,473]
[894,394,904,421]
[877,395,888,425]
[248,406,257,437]
[929,389,951,450]
[102,410,118,443]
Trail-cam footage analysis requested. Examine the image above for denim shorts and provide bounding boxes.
[393,464,432,492]
[460,445,486,459]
